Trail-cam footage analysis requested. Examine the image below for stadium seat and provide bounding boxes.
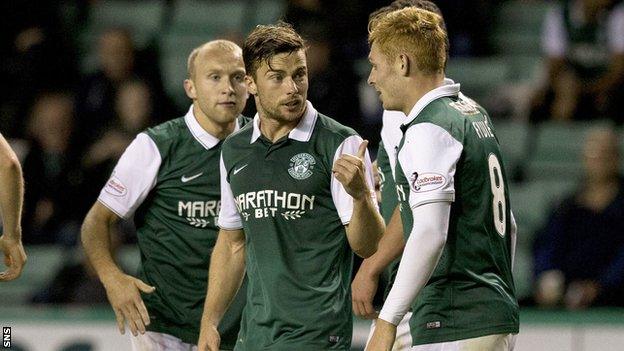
[78,0,166,73]
[491,1,551,56]
[493,120,530,173]
[170,0,246,36]
[509,179,576,248]
[524,121,615,181]
[445,58,510,104]
[249,0,286,29]
[0,246,65,304]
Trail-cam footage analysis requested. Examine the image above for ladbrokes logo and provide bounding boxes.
[104,175,127,197]
[410,172,446,192]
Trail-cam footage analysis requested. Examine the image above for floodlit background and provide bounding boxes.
[1,0,624,350]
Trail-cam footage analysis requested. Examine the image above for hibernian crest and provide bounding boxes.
[288,153,316,180]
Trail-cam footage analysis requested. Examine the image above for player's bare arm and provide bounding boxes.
[198,228,246,351]
[352,206,404,319]
[333,140,385,258]
[81,202,155,336]
[0,133,26,282]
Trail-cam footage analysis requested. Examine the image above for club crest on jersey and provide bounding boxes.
[410,172,446,192]
[288,153,316,180]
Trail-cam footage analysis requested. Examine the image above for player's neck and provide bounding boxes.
[193,105,236,140]
[402,74,445,116]
[257,108,304,143]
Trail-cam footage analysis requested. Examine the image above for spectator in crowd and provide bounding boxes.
[530,0,624,123]
[82,79,155,178]
[21,92,84,245]
[75,28,172,146]
[533,127,624,309]
[0,0,78,138]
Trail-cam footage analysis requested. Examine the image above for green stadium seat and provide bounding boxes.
[523,121,615,181]
[78,1,166,73]
[250,0,286,28]
[493,120,530,173]
[495,0,551,35]
[160,53,193,110]
[158,31,215,109]
[491,32,542,56]
[509,179,576,248]
[0,246,65,304]
[445,58,510,102]
[117,245,141,275]
[170,0,246,35]
[492,1,554,56]
[513,247,534,300]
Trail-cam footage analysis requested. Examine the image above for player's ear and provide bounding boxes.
[184,78,196,100]
[398,53,410,77]
[245,75,258,95]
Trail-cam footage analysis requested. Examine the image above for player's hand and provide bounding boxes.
[198,324,221,351]
[102,272,155,336]
[333,140,371,200]
[366,319,396,351]
[0,234,27,281]
[352,266,379,319]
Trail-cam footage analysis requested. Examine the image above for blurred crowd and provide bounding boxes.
[1,0,623,309]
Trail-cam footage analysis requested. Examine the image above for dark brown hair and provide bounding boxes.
[243,21,306,77]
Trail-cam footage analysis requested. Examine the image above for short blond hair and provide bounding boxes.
[187,40,242,79]
[369,7,447,74]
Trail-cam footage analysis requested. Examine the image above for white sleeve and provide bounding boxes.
[217,153,243,230]
[331,135,378,225]
[379,201,450,325]
[542,6,567,58]
[97,133,161,219]
[607,4,624,53]
[398,123,462,209]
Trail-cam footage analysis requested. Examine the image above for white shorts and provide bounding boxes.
[410,333,517,351]
[366,312,413,351]
[366,315,516,351]
[130,331,197,351]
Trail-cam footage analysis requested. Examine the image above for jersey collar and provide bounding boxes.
[250,100,318,143]
[403,78,460,126]
[184,104,241,150]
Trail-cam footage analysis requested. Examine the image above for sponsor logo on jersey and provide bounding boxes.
[235,190,315,221]
[233,164,248,175]
[104,176,127,197]
[449,97,480,115]
[178,200,220,227]
[288,153,316,180]
[426,321,441,329]
[181,172,203,182]
[410,172,446,192]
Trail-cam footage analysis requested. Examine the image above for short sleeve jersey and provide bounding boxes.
[394,82,519,345]
[98,106,249,348]
[218,101,376,350]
